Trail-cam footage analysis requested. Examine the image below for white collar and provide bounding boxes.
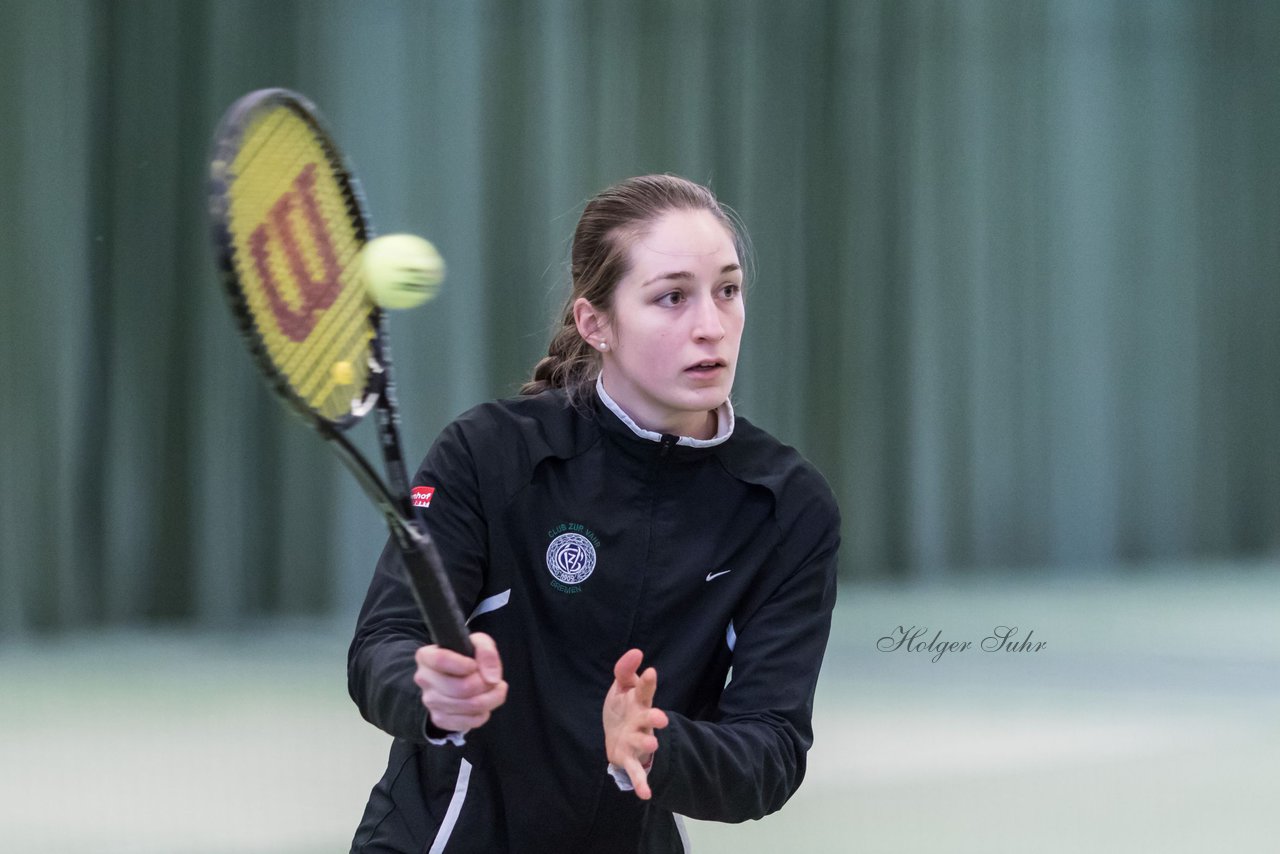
[595,374,734,448]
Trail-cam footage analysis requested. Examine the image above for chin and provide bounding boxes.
[682,387,730,411]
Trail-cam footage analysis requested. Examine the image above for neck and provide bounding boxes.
[628,405,717,440]
[595,375,734,446]
[681,410,718,440]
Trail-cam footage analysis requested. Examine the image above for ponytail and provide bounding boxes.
[519,303,600,400]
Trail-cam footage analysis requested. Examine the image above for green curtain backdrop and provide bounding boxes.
[1,0,1277,634]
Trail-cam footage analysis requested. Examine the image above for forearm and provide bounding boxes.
[649,524,839,821]
[348,421,489,742]
[348,628,432,742]
[647,709,809,821]
[348,539,440,742]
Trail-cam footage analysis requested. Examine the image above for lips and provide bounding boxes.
[684,359,727,374]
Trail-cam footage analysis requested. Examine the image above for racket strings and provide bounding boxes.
[224,103,374,422]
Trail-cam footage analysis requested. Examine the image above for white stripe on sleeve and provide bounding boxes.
[466,589,511,624]
[428,758,473,854]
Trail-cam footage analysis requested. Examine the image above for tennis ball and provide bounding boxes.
[361,234,445,310]
[331,360,355,386]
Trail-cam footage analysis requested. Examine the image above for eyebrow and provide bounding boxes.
[641,263,742,287]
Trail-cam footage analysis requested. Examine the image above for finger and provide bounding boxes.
[417,670,501,706]
[425,679,508,715]
[470,632,503,685]
[423,679,508,728]
[416,668,498,701]
[634,666,658,707]
[430,708,492,732]
[613,649,644,689]
[416,644,480,678]
[625,758,652,801]
[649,708,669,730]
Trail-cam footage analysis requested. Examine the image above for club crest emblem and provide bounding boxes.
[545,532,597,586]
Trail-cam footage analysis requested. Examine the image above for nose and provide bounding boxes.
[692,294,725,342]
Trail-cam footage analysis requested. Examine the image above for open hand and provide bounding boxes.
[602,648,669,799]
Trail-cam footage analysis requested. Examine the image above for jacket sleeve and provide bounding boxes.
[346,418,490,743]
[648,492,840,822]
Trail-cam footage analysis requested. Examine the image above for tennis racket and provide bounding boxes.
[207,88,473,656]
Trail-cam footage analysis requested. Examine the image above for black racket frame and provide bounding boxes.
[208,88,473,656]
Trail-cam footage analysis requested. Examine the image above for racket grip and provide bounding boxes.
[395,531,475,657]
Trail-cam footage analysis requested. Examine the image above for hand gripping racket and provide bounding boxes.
[207,88,473,656]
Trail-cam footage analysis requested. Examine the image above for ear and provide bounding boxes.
[573,297,610,348]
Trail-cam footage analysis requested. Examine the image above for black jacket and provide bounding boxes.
[349,388,840,853]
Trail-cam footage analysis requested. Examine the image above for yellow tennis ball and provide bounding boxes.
[361,234,445,310]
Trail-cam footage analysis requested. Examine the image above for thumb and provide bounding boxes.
[613,648,645,689]
[470,632,503,684]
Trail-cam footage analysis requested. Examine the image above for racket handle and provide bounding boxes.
[395,529,475,657]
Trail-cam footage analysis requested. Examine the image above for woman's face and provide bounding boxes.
[594,208,745,439]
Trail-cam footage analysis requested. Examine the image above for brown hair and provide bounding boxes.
[521,174,745,401]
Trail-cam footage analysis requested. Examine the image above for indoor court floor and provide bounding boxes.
[2,564,1276,853]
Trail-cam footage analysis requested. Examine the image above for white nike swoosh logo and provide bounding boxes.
[705,570,732,582]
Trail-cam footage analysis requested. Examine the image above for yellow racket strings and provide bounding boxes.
[226,104,374,422]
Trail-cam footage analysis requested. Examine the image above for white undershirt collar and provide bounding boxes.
[595,374,734,448]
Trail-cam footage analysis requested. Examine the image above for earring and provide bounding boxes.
[598,341,608,351]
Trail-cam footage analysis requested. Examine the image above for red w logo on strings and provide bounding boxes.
[249,163,343,342]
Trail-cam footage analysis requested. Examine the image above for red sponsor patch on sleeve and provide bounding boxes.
[411,486,435,508]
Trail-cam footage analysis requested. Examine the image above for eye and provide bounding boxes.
[718,282,742,300]
[656,290,686,307]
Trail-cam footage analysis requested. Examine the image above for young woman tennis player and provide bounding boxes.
[348,175,841,853]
